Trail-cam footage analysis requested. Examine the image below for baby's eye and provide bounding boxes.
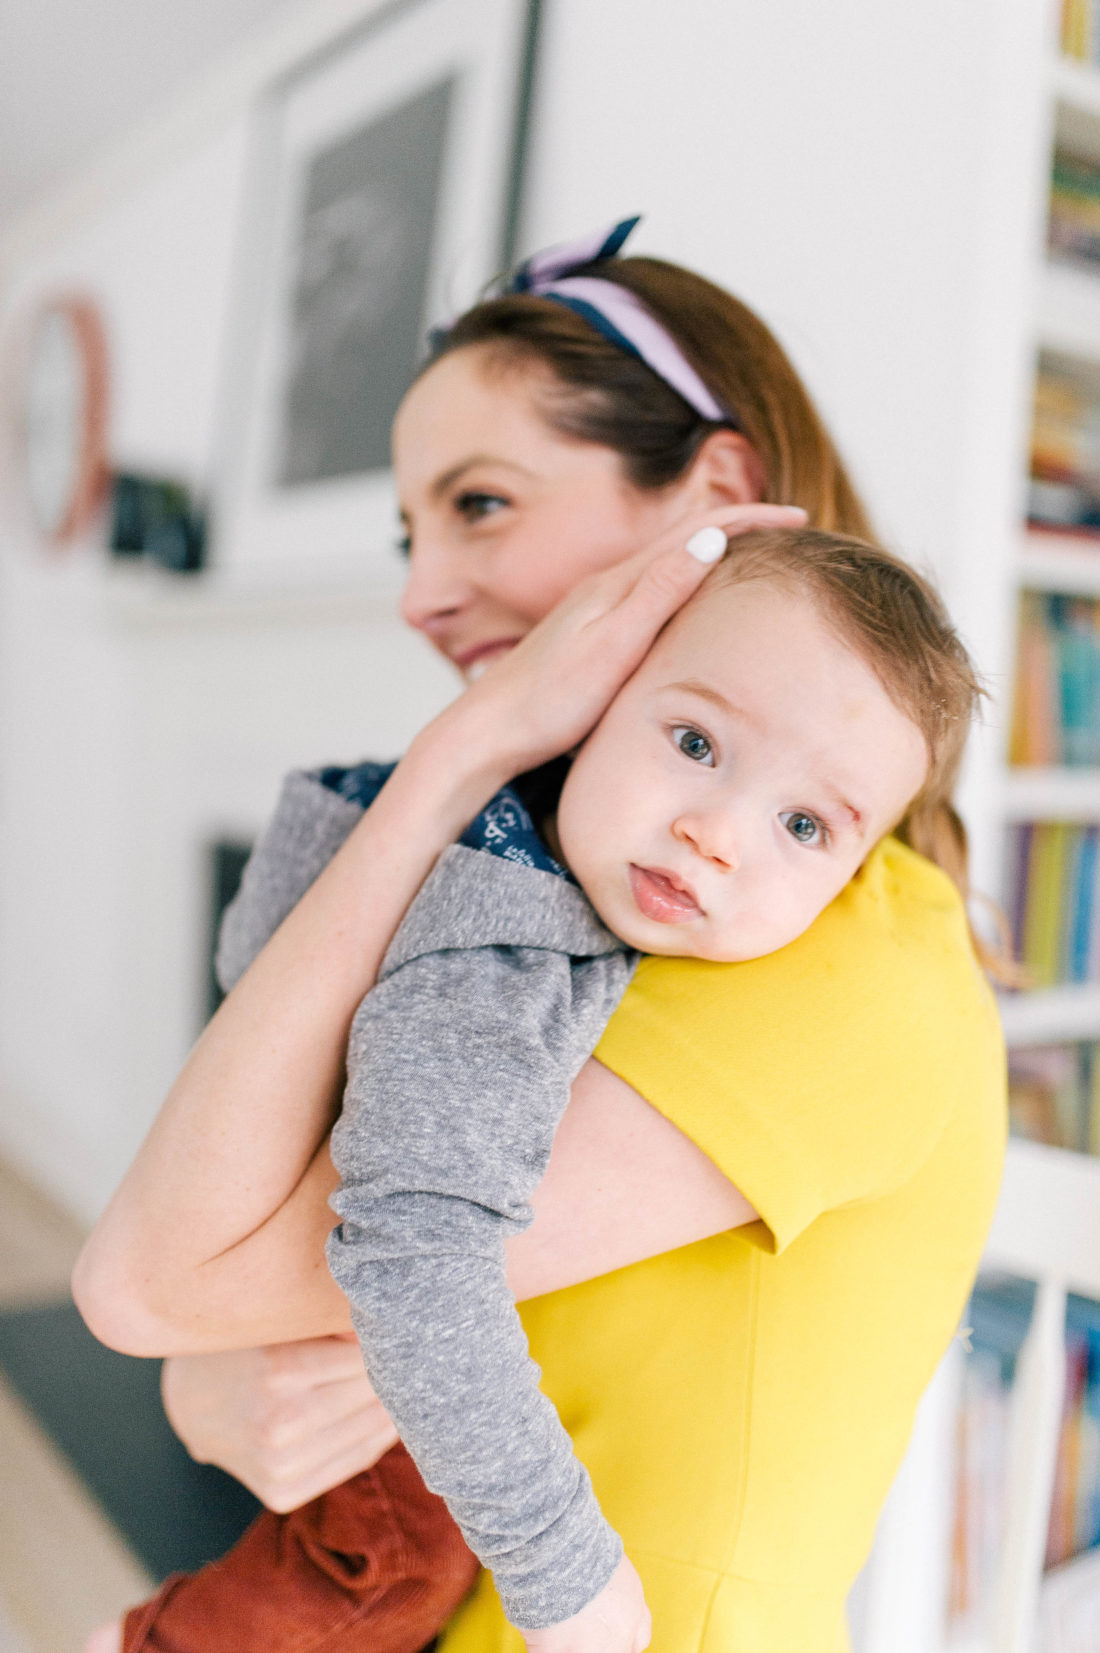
[781,810,826,847]
[455,489,508,523]
[672,726,714,766]
[395,530,411,558]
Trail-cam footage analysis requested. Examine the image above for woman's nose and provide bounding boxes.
[672,811,741,871]
[398,542,472,636]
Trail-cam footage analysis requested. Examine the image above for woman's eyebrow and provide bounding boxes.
[429,456,536,499]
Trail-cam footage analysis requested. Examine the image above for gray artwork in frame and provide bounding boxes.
[278,76,454,486]
[215,0,541,595]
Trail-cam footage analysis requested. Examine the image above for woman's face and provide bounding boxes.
[392,345,735,680]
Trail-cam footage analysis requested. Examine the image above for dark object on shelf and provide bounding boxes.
[0,1296,259,1578]
[109,473,206,573]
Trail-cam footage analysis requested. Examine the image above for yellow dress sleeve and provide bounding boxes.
[595,835,1005,1255]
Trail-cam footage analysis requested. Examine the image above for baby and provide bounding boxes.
[115,524,979,1652]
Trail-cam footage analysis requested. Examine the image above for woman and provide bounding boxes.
[75,225,1006,1652]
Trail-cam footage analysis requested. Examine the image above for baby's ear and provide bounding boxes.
[684,430,767,509]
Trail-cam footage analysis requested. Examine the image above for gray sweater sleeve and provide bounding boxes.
[215,771,364,991]
[326,846,637,1630]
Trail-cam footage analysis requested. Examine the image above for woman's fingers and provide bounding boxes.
[259,1411,401,1511]
[160,1339,396,1508]
[253,1400,400,1510]
[609,500,808,590]
[566,503,809,691]
[432,501,807,779]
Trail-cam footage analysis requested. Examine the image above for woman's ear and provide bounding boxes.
[681,429,768,508]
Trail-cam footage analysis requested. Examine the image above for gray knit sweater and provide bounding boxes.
[216,771,637,1629]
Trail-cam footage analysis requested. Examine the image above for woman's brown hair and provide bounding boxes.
[428,255,874,538]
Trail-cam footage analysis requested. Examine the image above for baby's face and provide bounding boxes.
[556,577,929,961]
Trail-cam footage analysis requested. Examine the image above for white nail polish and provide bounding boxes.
[685,526,728,564]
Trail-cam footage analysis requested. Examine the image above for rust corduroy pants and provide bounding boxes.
[121,1442,478,1652]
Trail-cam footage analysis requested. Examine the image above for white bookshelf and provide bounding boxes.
[974,39,1100,1652]
[858,34,1100,1653]
[989,41,1100,1653]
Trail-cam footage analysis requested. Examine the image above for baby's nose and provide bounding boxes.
[672,811,741,871]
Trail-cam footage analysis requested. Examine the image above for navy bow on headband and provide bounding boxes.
[433,216,731,425]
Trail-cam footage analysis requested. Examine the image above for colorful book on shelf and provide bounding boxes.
[1049,1299,1100,1565]
[1025,822,1070,986]
[1049,152,1100,267]
[948,1277,1035,1635]
[1010,591,1100,766]
[1006,822,1100,989]
[1010,595,1057,765]
[1062,0,1100,61]
[1048,1332,1091,1568]
[1009,1045,1074,1146]
[1006,1042,1100,1151]
[1071,828,1099,981]
[1029,361,1100,532]
[1090,1054,1100,1154]
[951,1279,1100,1634]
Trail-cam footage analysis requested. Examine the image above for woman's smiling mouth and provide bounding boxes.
[453,639,522,678]
[628,864,702,923]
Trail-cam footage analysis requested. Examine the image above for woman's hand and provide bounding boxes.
[428,502,807,785]
[522,1556,651,1653]
[161,1334,398,1512]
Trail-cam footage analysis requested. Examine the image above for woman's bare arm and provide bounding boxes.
[80,1057,756,1356]
[72,718,511,1354]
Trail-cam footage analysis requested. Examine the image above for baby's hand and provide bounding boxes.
[521,1555,651,1653]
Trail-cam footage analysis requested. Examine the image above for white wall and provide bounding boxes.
[0,0,1049,1219]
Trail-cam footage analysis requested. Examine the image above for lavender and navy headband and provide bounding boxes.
[436,216,733,426]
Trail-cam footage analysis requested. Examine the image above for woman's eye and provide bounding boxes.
[781,810,825,847]
[672,726,714,766]
[455,490,508,523]
[395,531,411,558]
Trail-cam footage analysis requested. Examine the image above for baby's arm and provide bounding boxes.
[326,845,635,1632]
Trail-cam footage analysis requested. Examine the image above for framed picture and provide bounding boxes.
[214,0,539,594]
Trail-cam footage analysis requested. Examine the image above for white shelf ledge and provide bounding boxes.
[1054,55,1100,115]
[998,983,1100,1045]
[1037,258,1100,364]
[1002,766,1100,818]
[1053,57,1100,162]
[985,1138,1100,1297]
[1017,530,1100,594]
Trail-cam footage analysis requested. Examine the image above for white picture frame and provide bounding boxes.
[213,0,536,595]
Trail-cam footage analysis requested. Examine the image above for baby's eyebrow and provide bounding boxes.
[663,678,741,720]
[821,787,865,836]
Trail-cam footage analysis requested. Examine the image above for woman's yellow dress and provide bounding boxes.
[439,837,1007,1651]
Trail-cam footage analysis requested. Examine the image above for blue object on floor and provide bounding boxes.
[0,1297,260,1579]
